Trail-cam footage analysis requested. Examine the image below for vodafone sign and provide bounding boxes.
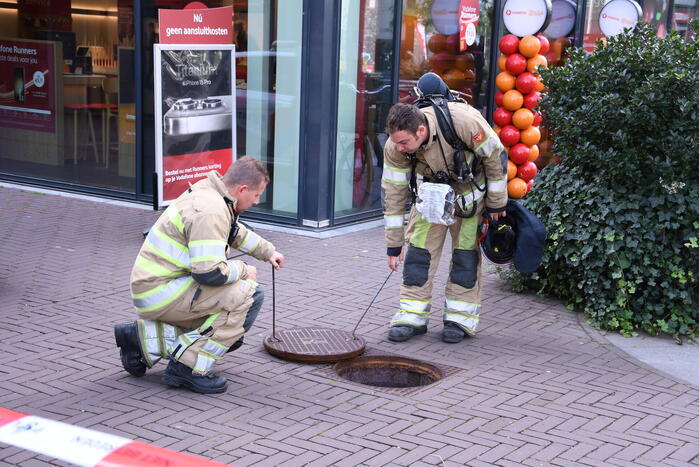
[431,0,459,35]
[544,0,576,39]
[598,0,642,37]
[458,0,479,50]
[502,0,552,37]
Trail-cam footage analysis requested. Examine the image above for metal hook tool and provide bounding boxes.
[351,265,397,339]
[270,264,281,342]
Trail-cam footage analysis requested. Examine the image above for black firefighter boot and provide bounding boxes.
[162,357,228,394]
[442,322,467,343]
[114,321,148,377]
[387,325,427,342]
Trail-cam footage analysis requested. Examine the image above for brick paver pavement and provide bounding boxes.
[1,185,698,466]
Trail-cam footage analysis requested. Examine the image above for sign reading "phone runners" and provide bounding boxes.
[159,6,233,44]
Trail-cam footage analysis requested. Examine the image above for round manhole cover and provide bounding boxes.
[263,327,366,363]
[334,355,443,388]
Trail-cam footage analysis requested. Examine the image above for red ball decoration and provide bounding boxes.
[523,91,542,110]
[499,34,520,55]
[445,34,460,54]
[499,125,520,147]
[509,143,530,164]
[532,110,542,126]
[515,72,538,94]
[517,161,538,181]
[493,107,513,127]
[536,35,550,55]
[495,91,504,107]
[505,53,527,75]
[428,52,454,74]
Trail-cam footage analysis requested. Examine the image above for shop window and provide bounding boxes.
[584,0,679,50]
[142,0,301,216]
[537,0,580,166]
[242,0,302,217]
[398,0,495,113]
[0,0,136,193]
[642,0,671,37]
[334,0,396,218]
[670,0,698,39]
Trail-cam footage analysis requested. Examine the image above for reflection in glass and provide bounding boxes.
[236,0,302,217]
[0,0,136,192]
[141,0,302,216]
[398,0,493,114]
[335,0,395,218]
[671,0,699,40]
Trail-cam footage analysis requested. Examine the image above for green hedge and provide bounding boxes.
[505,23,699,340]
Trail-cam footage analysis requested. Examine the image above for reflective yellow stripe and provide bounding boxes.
[382,164,410,185]
[134,255,181,278]
[445,298,480,314]
[399,299,431,313]
[165,206,185,234]
[144,233,190,269]
[475,135,500,157]
[238,231,262,254]
[391,311,428,327]
[199,313,221,330]
[488,179,508,193]
[384,215,404,229]
[189,240,227,261]
[225,259,242,284]
[133,276,195,312]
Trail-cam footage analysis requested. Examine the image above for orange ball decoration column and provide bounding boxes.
[495,34,548,199]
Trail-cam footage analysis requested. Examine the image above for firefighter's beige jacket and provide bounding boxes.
[382,103,508,250]
[130,171,275,314]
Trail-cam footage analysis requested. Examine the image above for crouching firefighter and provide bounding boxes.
[382,76,508,343]
[114,156,284,394]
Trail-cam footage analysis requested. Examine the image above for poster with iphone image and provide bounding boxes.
[13,67,25,103]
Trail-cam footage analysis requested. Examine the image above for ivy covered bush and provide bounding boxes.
[507,23,699,339]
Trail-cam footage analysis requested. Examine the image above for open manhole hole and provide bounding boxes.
[334,355,443,388]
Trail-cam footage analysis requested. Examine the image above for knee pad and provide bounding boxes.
[252,285,264,302]
[403,245,431,287]
[450,249,479,289]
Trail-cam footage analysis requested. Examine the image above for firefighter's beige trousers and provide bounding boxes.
[137,278,257,375]
[390,203,484,335]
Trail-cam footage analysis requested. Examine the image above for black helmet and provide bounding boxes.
[479,214,517,265]
[417,72,453,99]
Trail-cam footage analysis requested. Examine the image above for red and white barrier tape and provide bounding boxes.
[0,408,230,466]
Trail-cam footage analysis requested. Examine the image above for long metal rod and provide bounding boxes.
[352,267,395,338]
[272,264,277,340]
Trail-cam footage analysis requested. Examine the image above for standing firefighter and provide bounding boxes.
[115,156,284,393]
[382,97,508,343]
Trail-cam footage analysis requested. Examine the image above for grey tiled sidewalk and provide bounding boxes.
[1,185,698,466]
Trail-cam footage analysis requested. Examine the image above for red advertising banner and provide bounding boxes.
[0,39,55,133]
[458,0,480,51]
[159,6,233,44]
[154,45,236,207]
[162,148,232,200]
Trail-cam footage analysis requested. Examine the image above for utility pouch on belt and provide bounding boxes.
[415,182,456,225]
